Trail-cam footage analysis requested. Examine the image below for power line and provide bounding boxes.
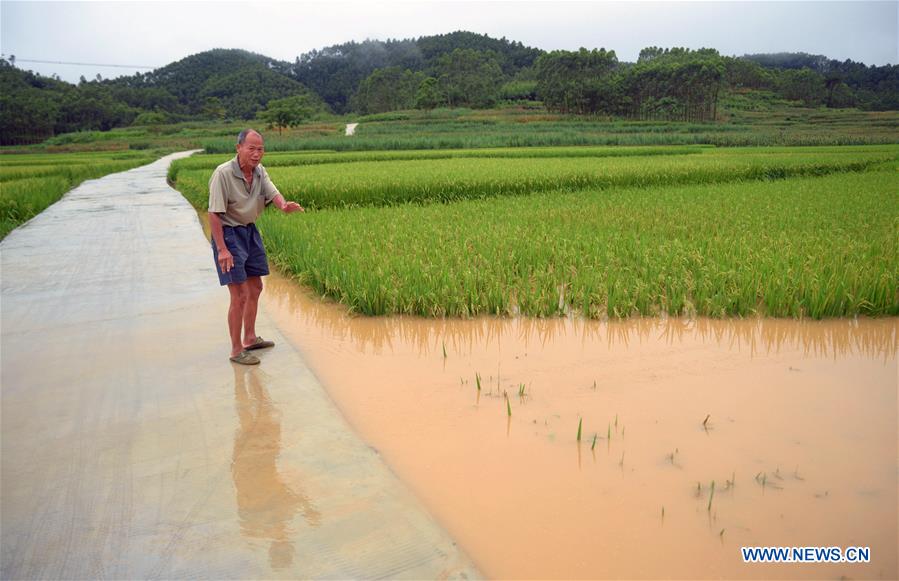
[2,56,157,69]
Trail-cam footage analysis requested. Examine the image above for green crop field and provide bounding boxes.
[0,151,159,239]
[173,145,896,210]
[197,106,899,153]
[173,144,899,319]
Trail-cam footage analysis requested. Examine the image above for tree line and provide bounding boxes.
[1,31,897,145]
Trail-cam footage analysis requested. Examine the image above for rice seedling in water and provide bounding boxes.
[577,417,583,442]
[442,341,447,359]
[506,396,512,417]
[591,434,597,450]
[475,373,481,392]
[725,471,736,489]
[707,480,716,512]
[702,414,711,429]
[518,383,526,398]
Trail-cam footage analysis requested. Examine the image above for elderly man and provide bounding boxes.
[209,129,304,365]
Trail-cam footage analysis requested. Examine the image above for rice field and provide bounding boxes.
[172,144,899,319]
[198,107,899,152]
[0,151,158,239]
[172,145,896,210]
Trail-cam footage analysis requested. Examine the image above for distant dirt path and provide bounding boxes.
[0,152,478,580]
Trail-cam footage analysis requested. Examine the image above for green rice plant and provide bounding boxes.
[708,480,716,512]
[175,145,898,319]
[577,417,583,442]
[475,373,482,392]
[267,168,897,318]
[0,151,156,239]
[506,395,512,417]
[173,145,897,211]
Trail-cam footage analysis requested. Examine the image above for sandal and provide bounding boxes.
[245,337,275,351]
[230,351,260,365]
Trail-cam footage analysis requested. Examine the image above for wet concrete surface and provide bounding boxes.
[0,153,479,580]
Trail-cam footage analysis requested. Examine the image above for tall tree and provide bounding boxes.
[351,67,424,114]
[535,48,621,114]
[432,49,505,108]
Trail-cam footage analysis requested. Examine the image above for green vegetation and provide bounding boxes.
[172,144,898,319]
[0,150,158,238]
[173,145,895,210]
[2,30,896,145]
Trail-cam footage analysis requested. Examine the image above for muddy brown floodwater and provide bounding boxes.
[259,270,897,580]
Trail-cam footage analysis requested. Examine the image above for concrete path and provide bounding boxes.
[0,152,479,580]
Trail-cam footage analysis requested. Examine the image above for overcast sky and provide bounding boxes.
[2,1,896,83]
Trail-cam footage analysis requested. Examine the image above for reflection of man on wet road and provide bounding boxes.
[209,129,304,365]
[232,366,321,570]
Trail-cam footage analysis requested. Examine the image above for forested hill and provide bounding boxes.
[1,30,897,145]
[292,31,543,112]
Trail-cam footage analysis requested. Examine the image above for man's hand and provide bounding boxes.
[273,194,304,214]
[282,201,304,213]
[217,247,234,273]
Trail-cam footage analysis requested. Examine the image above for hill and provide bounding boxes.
[1,35,897,145]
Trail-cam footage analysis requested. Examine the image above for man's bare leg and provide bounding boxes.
[242,276,263,348]
[227,282,249,357]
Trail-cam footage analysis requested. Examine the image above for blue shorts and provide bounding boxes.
[212,223,270,286]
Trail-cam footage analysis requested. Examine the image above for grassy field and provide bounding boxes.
[4,100,896,156]
[173,144,899,318]
[173,145,896,210]
[0,150,161,239]
[199,106,899,152]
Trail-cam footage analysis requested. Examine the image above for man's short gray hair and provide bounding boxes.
[237,129,261,145]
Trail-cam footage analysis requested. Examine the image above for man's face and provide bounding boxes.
[236,132,265,171]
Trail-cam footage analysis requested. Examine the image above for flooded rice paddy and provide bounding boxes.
[260,271,897,579]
